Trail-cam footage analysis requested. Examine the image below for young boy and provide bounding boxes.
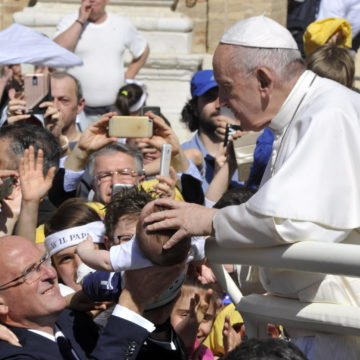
[76,187,204,272]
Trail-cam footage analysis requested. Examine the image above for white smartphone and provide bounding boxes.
[159,144,172,177]
[108,116,153,138]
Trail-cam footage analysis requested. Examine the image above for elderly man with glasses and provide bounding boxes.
[88,142,144,205]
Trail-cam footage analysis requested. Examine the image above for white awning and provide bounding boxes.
[0,24,82,68]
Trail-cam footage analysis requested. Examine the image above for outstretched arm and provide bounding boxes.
[76,237,114,272]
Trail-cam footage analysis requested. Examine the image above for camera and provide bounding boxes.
[224,124,243,146]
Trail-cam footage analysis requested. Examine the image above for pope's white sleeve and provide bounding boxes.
[213,203,286,248]
[274,218,351,243]
[109,236,154,272]
[213,203,351,248]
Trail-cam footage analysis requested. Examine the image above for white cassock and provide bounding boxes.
[213,70,360,359]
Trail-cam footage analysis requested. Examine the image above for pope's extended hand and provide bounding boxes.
[143,198,217,249]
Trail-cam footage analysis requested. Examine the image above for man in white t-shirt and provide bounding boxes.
[54,0,149,125]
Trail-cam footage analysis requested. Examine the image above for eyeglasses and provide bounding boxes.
[0,253,52,291]
[95,169,140,183]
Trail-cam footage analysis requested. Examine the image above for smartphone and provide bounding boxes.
[112,183,135,195]
[224,124,243,147]
[159,144,172,177]
[0,176,16,201]
[24,73,51,114]
[108,116,153,138]
[140,106,161,117]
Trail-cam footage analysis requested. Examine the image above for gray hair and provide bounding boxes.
[228,46,304,82]
[88,142,144,178]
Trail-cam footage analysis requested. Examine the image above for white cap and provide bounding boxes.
[221,15,298,50]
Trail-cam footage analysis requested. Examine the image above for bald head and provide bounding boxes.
[0,236,36,281]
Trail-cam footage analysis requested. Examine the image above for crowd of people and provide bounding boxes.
[0,0,360,359]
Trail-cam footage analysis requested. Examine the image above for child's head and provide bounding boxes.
[306,44,355,88]
[171,276,222,343]
[104,186,154,247]
[105,187,191,266]
[137,202,191,266]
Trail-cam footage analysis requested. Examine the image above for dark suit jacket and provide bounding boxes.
[0,310,149,360]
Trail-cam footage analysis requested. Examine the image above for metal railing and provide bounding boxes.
[206,238,360,338]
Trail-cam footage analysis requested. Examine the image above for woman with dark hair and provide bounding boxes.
[114,81,147,115]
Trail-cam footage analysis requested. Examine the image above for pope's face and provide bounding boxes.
[213,44,269,131]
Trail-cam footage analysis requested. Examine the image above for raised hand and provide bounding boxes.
[144,112,181,155]
[154,166,177,199]
[222,315,244,354]
[78,0,92,23]
[19,146,56,203]
[41,101,64,140]
[77,112,118,153]
[6,97,31,124]
[190,289,213,325]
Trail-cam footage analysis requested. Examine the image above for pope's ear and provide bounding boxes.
[255,67,273,92]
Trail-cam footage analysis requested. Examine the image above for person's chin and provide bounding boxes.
[100,193,111,205]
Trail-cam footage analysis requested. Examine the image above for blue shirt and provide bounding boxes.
[246,128,274,189]
[182,129,274,192]
[82,271,121,302]
[181,132,243,192]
